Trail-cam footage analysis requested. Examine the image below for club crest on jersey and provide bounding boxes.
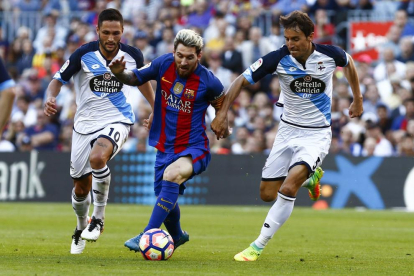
[184,88,195,99]
[90,73,124,94]
[60,60,70,73]
[250,58,263,72]
[317,61,326,73]
[173,82,184,95]
[289,75,326,94]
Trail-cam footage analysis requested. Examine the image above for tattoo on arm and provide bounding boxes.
[114,70,140,86]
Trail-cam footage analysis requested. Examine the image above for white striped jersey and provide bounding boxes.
[53,41,144,134]
[243,44,348,128]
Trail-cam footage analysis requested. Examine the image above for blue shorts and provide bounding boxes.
[154,148,211,196]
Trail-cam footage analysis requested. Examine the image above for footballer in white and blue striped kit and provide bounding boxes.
[44,9,155,255]
[210,10,364,261]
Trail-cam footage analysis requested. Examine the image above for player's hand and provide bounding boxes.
[348,97,363,118]
[143,112,153,131]
[44,97,57,116]
[109,56,126,75]
[211,112,230,140]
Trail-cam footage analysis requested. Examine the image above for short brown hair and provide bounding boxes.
[280,11,314,37]
[98,8,123,27]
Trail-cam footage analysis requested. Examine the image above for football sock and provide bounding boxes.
[164,203,183,243]
[144,180,179,232]
[72,189,91,230]
[253,192,296,249]
[91,165,111,220]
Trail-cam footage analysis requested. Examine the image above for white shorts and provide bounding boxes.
[262,121,331,180]
[70,123,130,179]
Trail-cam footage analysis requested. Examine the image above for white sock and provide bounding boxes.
[72,189,91,230]
[91,166,111,220]
[254,192,296,249]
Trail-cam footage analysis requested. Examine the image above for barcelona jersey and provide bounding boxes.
[132,53,224,153]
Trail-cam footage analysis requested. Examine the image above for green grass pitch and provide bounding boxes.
[0,203,413,275]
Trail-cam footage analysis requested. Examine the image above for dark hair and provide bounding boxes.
[98,8,123,27]
[279,11,314,37]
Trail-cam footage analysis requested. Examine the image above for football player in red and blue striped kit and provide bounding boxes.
[110,29,230,252]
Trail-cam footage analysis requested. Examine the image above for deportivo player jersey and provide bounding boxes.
[243,44,348,128]
[132,53,225,154]
[0,58,15,92]
[53,41,144,134]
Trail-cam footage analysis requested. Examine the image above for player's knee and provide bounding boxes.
[260,185,277,202]
[163,168,181,183]
[73,185,89,197]
[279,185,298,198]
[89,153,106,169]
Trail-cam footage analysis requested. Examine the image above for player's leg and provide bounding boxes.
[71,177,92,254]
[82,124,130,241]
[70,131,94,254]
[234,165,309,261]
[144,156,192,232]
[124,153,196,252]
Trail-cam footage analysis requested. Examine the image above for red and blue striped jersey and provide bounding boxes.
[132,53,225,153]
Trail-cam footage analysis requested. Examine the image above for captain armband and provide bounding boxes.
[210,93,225,110]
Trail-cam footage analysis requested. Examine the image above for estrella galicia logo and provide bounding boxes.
[290,75,325,94]
[89,72,123,93]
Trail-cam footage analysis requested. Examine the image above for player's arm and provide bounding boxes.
[138,81,155,130]
[343,54,363,118]
[29,131,55,147]
[109,56,140,86]
[210,76,250,139]
[0,86,16,131]
[44,79,63,117]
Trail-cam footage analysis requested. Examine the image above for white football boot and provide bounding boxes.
[81,216,104,242]
[71,228,86,254]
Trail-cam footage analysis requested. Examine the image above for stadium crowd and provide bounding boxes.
[0,0,414,157]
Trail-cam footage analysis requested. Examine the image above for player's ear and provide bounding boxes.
[95,25,99,35]
[308,32,314,42]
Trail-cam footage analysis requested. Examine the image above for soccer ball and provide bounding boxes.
[139,228,174,260]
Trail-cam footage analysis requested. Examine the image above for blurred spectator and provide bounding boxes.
[379,25,403,58]
[187,0,213,30]
[133,31,155,63]
[33,11,68,54]
[397,133,414,156]
[220,36,243,74]
[155,27,174,56]
[313,9,335,45]
[268,22,284,50]
[17,109,59,151]
[376,104,393,135]
[12,94,37,127]
[83,0,107,25]
[207,52,232,90]
[394,9,414,38]
[238,27,273,69]
[231,126,250,154]
[363,121,394,157]
[339,125,362,156]
[16,38,34,75]
[308,0,339,17]
[205,18,228,53]
[396,36,414,63]
[373,48,406,82]
[392,98,414,131]
[363,83,385,116]
[271,0,307,17]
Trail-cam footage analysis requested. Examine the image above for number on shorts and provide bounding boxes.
[108,127,120,142]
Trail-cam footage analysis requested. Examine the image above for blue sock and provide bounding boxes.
[164,203,183,243]
[144,180,179,232]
